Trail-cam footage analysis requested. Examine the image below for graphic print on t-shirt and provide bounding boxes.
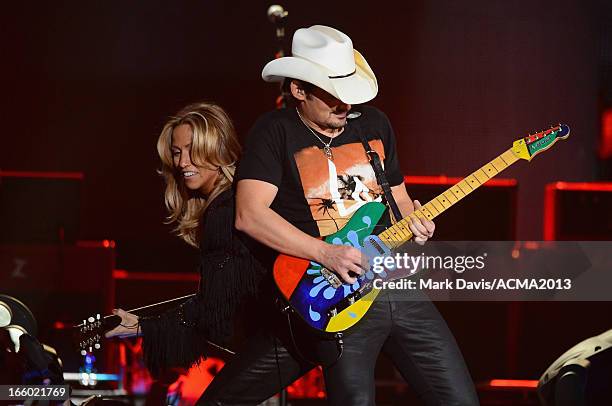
[294,139,386,237]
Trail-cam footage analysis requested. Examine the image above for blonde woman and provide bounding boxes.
[106,102,266,375]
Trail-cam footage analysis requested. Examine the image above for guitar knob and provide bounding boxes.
[94,343,101,350]
[88,316,95,323]
[96,314,101,320]
[81,350,87,356]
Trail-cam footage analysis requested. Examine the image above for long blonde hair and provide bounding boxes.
[157,102,240,247]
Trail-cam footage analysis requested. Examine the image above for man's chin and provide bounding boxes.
[328,118,347,129]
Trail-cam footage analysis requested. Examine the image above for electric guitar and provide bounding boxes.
[273,124,570,335]
[74,294,235,357]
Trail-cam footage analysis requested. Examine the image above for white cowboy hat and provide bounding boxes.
[262,25,378,105]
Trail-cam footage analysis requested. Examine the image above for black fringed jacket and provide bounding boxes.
[139,189,268,375]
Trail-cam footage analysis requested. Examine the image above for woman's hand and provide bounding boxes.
[104,308,141,338]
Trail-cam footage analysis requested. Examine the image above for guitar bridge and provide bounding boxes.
[321,267,343,288]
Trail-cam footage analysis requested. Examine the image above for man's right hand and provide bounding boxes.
[236,180,369,285]
[315,243,368,285]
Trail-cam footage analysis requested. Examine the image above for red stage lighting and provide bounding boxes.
[489,379,538,388]
[600,108,612,159]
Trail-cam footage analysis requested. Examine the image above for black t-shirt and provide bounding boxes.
[236,105,404,238]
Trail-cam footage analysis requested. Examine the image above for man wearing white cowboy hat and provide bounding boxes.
[199,25,479,405]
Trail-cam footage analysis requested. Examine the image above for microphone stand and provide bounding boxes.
[267,7,293,406]
[268,5,289,109]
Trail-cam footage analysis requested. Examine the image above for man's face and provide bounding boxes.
[295,83,352,131]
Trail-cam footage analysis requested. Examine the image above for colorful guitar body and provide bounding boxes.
[273,124,571,335]
[274,201,389,334]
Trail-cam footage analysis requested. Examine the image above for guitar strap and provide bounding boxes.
[356,131,403,223]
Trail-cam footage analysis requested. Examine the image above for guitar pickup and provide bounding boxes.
[321,267,343,288]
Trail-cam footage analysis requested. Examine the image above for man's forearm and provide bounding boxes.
[235,205,326,262]
[391,184,415,219]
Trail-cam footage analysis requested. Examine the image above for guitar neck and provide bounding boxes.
[378,148,519,248]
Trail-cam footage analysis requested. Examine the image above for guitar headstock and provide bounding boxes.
[512,124,570,161]
[76,314,103,355]
[75,313,120,355]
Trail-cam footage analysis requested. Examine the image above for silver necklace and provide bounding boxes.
[296,108,338,161]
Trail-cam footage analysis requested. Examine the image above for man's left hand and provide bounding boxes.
[409,200,435,245]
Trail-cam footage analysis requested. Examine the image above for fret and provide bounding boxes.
[443,190,458,204]
[393,218,412,245]
[381,231,394,243]
[491,157,507,171]
[400,223,415,243]
[391,221,410,240]
[399,219,414,240]
[423,202,439,216]
[392,225,407,241]
[378,234,396,248]
[501,149,519,165]
[380,234,397,248]
[473,168,489,183]
[394,220,411,237]
[451,186,466,199]
[431,198,446,212]
[420,207,435,220]
[465,174,481,189]
[458,180,472,194]
[481,163,498,177]
[386,227,403,243]
[436,195,452,208]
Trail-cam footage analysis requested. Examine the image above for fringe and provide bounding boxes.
[196,190,266,343]
[139,299,209,376]
[139,189,267,376]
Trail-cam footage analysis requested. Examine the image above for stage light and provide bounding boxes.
[599,108,612,159]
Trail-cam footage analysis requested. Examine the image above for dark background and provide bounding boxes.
[2,0,610,265]
[1,0,611,386]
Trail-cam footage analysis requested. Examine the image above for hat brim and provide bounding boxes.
[262,50,378,105]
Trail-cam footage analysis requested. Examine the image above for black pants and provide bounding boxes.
[198,292,479,405]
